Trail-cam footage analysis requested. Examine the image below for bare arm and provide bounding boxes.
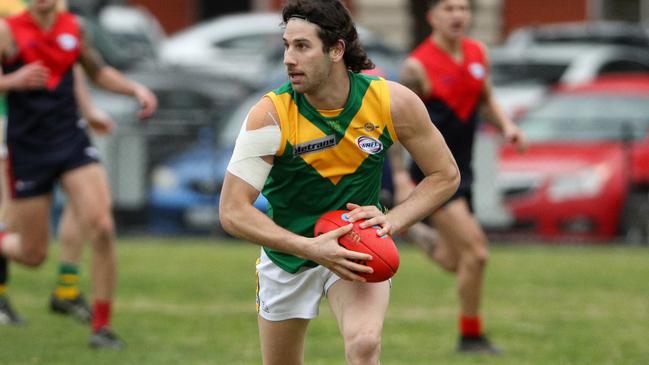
[77,19,157,119]
[480,46,527,152]
[399,57,430,99]
[0,20,49,93]
[219,97,373,281]
[387,56,436,204]
[383,81,460,234]
[73,65,114,135]
[387,141,415,205]
[0,20,11,91]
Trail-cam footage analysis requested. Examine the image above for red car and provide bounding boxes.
[498,74,649,243]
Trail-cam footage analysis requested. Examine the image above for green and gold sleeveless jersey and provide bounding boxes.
[262,71,398,273]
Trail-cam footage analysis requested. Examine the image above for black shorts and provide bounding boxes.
[7,133,100,199]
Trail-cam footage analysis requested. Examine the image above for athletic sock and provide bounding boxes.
[459,314,482,338]
[92,300,111,332]
[54,262,81,300]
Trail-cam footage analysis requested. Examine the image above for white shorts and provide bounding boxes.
[256,248,341,321]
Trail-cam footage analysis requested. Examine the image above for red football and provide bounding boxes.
[314,210,400,282]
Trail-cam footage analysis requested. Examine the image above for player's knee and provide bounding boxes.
[463,245,489,269]
[22,249,47,267]
[440,260,459,273]
[475,247,489,266]
[85,213,115,243]
[344,330,382,365]
[458,232,489,263]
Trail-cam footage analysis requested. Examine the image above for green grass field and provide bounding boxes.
[0,239,647,365]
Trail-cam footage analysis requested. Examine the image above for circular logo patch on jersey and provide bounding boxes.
[356,136,383,154]
[57,33,78,51]
[468,62,485,80]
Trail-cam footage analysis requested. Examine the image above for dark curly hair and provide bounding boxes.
[282,0,374,73]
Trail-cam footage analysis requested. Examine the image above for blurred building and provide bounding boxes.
[123,0,649,50]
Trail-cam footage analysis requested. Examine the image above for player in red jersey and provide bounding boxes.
[392,0,526,354]
[0,0,112,327]
[0,0,157,349]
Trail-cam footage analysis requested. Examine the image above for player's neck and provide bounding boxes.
[304,68,351,111]
[432,33,463,60]
[29,8,58,30]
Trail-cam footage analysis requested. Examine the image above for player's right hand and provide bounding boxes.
[86,107,115,136]
[10,61,49,90]
[133,85,158,120]
[303,224,373,282]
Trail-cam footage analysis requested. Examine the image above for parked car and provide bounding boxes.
[503,21,649,50]
[46,69,253,233]
[160,12,404,87]
[148,91,265,234]
[491,44,649,117]
[496,74,649,243]
[98,5,166,63]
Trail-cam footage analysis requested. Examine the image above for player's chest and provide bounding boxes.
[13,27,80,62]
[427,59,485,92]
[285,114,387,182]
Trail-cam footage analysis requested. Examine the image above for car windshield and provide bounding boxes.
[491,61,568,85]
[519,94,649,142]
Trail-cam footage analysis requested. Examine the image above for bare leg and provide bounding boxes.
[0,159,10,225]
[328,280,390,365]
[430,198,488,317]
[49,204,92,323]
[258,317,310,365]
[58,204,85,264]
[61,164,115,303]
[405,222,439,261]
[1,195,52,267]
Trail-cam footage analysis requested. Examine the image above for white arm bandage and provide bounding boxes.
[226,114,281,191]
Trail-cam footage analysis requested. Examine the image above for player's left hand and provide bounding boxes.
[345,202,392,237]
[133,85,158,120]
[504,124,527,153]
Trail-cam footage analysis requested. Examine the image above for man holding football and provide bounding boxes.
[219,0,459,364]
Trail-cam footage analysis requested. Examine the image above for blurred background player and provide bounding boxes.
[219,1,459,363]
[0,0,29,328]
[0,0,157,348]
[0,0,114,326]
[48,65,116,323]
[392,0,526,354]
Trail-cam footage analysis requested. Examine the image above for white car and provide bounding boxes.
[503,21,649,49]
[490,44,649,117]
[99,5,167,62]
[160,12,403,86]
[161,12,282,84]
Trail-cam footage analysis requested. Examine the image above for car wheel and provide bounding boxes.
[620,191,649,245]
